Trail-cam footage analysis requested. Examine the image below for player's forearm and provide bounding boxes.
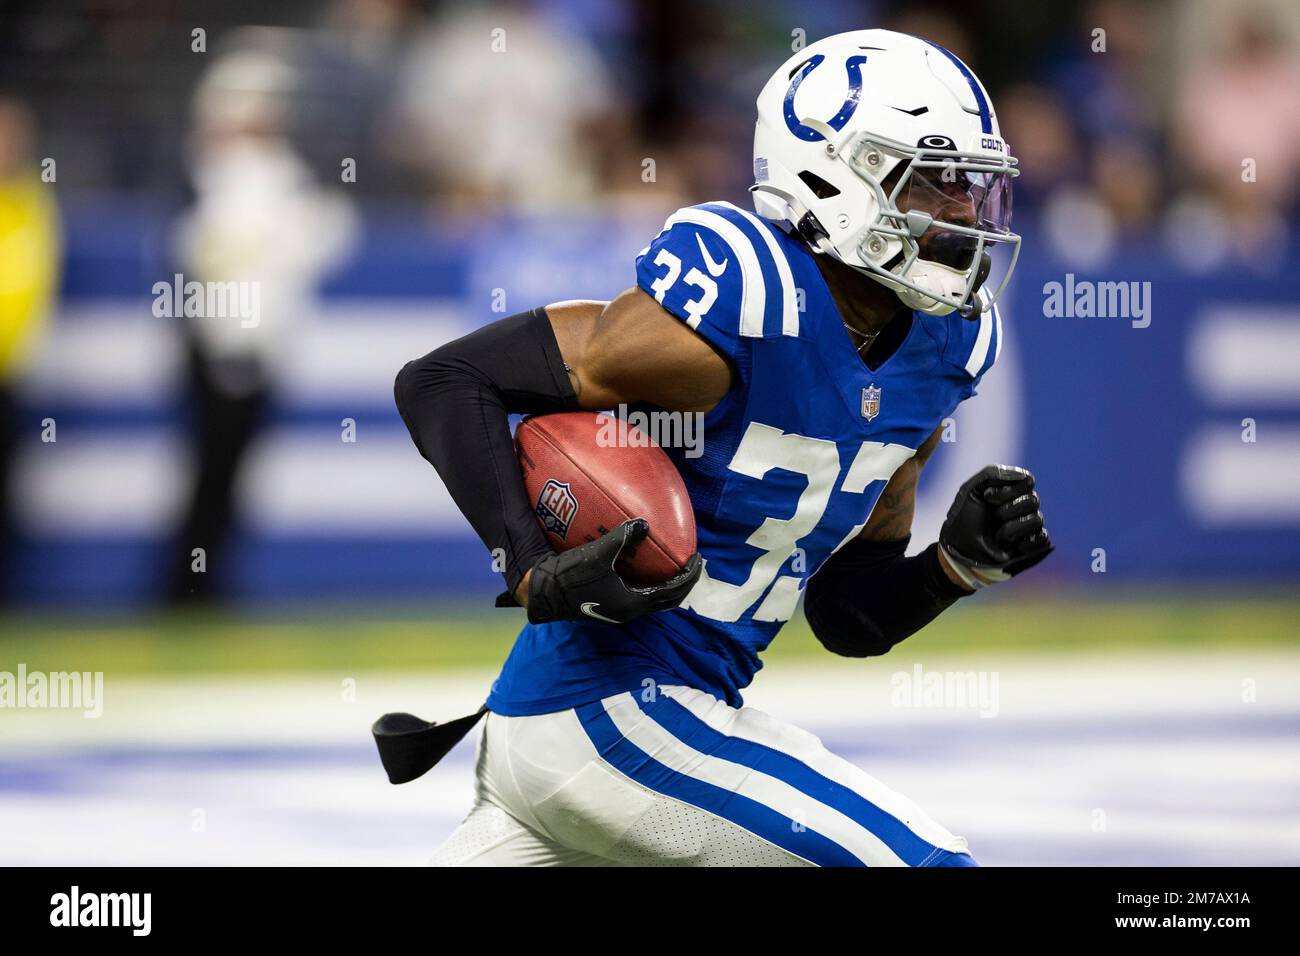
[804,536,969,658]
[393,309,578,593]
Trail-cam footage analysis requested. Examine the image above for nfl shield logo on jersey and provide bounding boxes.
[536,479,578,539]
[861,384,882,421]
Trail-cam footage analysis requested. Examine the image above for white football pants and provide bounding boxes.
[429,685,975,867]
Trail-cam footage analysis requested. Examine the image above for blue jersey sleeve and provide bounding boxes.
[635,202,800,358]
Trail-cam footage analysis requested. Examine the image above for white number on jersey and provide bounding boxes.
[647,248,718,329]
[682,422,915,624]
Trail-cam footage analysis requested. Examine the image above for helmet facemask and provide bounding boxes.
[817,127,1020,318]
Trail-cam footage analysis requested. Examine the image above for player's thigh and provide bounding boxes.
[575,686,975,867]
[503,708,810,866]
[600,788,814,866]
[429,710,614,867]
[428,801,615,867]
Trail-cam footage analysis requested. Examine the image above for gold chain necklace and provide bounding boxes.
[843,321,880,355]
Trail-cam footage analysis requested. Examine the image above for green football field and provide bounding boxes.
[3,592,1297,675]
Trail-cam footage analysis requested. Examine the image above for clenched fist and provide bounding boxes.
[939,464,1053,590]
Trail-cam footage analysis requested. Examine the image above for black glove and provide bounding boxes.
[510,518,702,625]
[939,464,1053,589]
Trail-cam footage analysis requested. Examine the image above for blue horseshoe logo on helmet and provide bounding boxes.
[783,54,868,142]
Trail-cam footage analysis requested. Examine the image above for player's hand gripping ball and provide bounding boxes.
[514,412,702,625]
[939,464,1053,590]
[523,517,702,625]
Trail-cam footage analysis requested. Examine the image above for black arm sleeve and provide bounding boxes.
[803,536,970,658]
[393,308,580,594]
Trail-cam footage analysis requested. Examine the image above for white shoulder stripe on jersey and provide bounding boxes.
[992,304,1003,365]
[664,207,767,337]
[715,201,800,337]
[964,307,994,377]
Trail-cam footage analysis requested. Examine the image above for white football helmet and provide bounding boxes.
[752,29,1019,317]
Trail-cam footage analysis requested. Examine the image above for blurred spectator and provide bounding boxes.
[994,0,1170,264]
[168,48,356,604]
[0,95,59,602]
[1052,0,1166,147]
[392,0,618,210]
[996,83,1086,208]
[322,0,420,66]
[1172,0,1300,266]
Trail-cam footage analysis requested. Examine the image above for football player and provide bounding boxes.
[392,29,1052,866]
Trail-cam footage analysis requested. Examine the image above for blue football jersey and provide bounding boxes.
[486,201,1001,715]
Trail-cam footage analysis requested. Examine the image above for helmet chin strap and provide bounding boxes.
[956,252,993,319]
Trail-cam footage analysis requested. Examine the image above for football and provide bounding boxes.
[515,411,697,585]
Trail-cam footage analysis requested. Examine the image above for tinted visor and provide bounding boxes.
[897,159,1014,236]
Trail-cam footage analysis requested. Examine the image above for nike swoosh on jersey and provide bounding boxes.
[695,232,729,278]
[580,602,622,624]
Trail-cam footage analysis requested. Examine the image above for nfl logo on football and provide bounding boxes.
[536,479,578,539]
[861,384,882,422]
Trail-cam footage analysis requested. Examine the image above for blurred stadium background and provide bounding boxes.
[1,0,1297,865]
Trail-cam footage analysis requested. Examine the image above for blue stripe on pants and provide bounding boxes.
[636,693,951,866]
[575,699,863,866]
[933,850,979,866]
